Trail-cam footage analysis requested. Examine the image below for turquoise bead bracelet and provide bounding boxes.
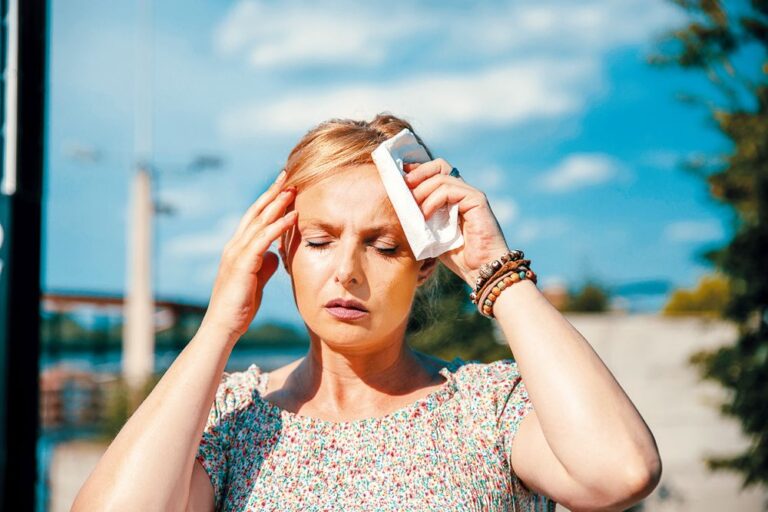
[474,261,537,318]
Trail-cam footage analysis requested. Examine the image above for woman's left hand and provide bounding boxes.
[403,159,511,287]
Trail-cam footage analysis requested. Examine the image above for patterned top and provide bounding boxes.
[196,356,556,511]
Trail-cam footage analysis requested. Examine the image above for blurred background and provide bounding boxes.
[1,0,766,510]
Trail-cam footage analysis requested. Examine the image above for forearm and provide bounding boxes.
[493,279,660,487]
[72,324,238,512]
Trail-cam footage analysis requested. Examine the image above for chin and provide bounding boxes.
[312,326,376,349]
[303,313,371,339]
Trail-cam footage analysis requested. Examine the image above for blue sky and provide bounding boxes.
[43,0,738,326]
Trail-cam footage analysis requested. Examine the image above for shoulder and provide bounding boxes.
[450,358,524,392]
[446,358,529,423]
[207,364,266,423]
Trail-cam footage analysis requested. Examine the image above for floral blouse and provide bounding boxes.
[196,356,556,511]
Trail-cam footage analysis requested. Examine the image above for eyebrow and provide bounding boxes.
[299,219,400,236]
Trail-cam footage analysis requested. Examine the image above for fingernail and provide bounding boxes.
[276,170,287,182]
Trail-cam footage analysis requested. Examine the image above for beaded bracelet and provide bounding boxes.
[469,249,525,303]
[477,265,538,318]
[472,258,531,303]
[470,258,530,305]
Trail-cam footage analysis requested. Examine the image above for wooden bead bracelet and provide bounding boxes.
[469,249,525,302]
[469,256,538,319]
[476,266,538,318]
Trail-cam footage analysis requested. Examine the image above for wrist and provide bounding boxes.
[493,278,538,311]
[463,247,513,288]
[470,254,537,318]
[196,320,242,350]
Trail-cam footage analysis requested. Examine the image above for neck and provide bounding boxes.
[294,328,428,413]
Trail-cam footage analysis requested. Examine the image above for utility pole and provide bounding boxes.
[122,0,155,393]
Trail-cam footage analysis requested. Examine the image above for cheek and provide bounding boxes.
[289,249,325,294]
[370,266,420,312]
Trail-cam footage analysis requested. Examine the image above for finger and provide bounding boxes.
[258,188,296,230]
[256,250,280,284]
[279,221,296,261]
[402,162,423,172]
[234,171,289,239]
[403,158,452,176]
[403,158,453,188]
[411,173,474,204]
[420,184,483,220]
[243,210,299,262]
[238,187,295,244]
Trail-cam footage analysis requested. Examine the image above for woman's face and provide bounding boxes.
[280,164,433,349]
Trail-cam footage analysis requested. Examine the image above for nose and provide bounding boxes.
[334,239,363,286]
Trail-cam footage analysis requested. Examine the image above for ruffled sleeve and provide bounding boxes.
[483,360,556,509]
[453,359,535,475]
[485,359,534,467]
[195,365,261,510]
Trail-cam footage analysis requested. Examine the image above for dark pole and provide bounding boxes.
[0,0,48,509]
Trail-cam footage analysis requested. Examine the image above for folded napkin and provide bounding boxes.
[371,128,464,260]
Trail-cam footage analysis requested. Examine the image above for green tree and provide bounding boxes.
[651,0,768,489]
[663,273,731,316]
[563,280,610,312]
[407,265,511,363]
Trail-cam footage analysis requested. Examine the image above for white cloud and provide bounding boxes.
[214,1,423,68]
[467,1,679,56]
[213,0,681,142]
[219,58,598,140]
[475,166,506,189]
[164,214,240,259]
[664,220,724,243]
[515,218,570,243]
[157,183,224,220]
[536,153,622,193]
[214,0,679,70]
[490,197,519,224]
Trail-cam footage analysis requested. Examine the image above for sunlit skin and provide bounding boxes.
[272,164,445,420]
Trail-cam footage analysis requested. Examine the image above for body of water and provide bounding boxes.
[40,345,309,374]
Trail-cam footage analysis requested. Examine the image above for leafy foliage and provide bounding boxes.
[407,265,512,363]
[563,281,610,312]
[40,311,308,353]
[652,0,768,489]
[663,273,731,316]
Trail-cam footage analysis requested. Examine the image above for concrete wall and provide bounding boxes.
[555,313,767,511]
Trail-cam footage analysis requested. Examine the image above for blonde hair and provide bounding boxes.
[282,112,433,191]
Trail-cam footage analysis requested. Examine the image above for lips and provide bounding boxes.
[324,298,368,311]
[325,306,369,320]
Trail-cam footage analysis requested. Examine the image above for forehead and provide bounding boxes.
[295,164,399,230]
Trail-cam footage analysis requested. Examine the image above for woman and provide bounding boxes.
[73,114,661,511]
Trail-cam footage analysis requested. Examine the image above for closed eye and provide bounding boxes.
[304,241,399,256]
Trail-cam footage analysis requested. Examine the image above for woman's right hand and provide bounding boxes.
[200,170,297,340]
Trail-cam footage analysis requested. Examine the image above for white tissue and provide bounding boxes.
[371,128,464,260]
